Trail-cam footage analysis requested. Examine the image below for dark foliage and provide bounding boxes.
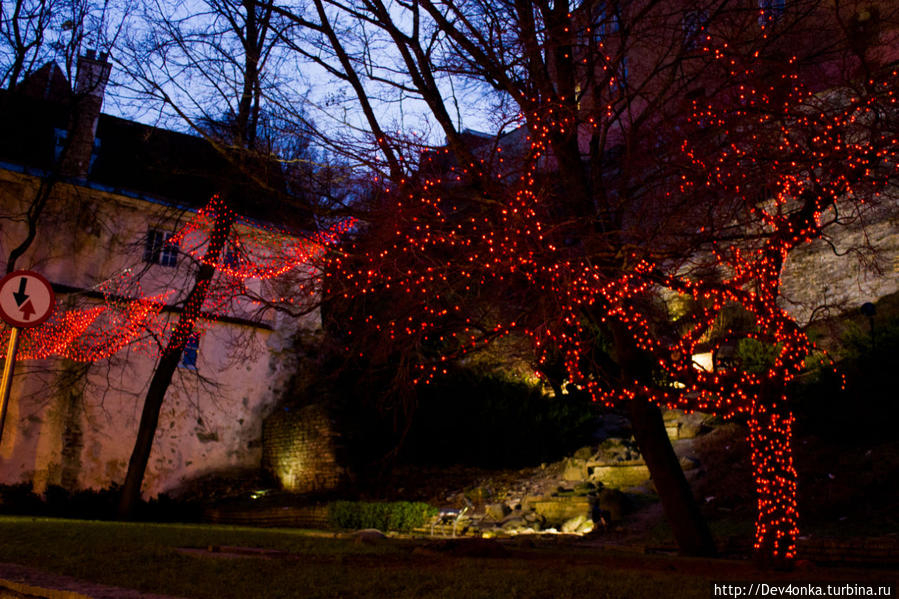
[792,294,899,441]
[328,500,437,532]
[400,368,596,469]
[0,483,201,522]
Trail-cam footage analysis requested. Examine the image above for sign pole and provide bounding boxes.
[0,270,56,446]
[0,327,21,444]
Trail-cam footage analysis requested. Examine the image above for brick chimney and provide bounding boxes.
[59,50,111,179]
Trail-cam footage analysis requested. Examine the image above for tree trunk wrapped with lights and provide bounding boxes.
[118,198,236,519]
[323,47,898,562]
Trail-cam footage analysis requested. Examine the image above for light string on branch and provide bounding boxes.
[2,197,354,364]
[326,36,898,561]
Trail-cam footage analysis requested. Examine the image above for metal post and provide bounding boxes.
[0,327,21,445]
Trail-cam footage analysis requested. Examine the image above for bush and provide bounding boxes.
[402,367,596,468]
[329,500,437,532]
[735,338,781,374]
[0,483,43,515]
[0,483,200,522]
[792,296,899,441]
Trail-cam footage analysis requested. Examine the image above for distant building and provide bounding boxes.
[0,52,316,497]
[419,1,899,326]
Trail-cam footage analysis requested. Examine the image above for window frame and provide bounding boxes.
[682,9,709,49]
[144,229,178,267]
[180,332,200,370]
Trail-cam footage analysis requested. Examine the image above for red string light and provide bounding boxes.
[2,197,354,364]
[325,45,897,561]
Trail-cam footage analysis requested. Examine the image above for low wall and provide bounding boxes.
[262,404,345,493]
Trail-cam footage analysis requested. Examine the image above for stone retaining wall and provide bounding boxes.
[780,202,899,324]
[204,504,332,529]
[261,404,345,493]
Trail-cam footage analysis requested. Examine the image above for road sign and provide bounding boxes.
[0,270,55,444]
[0,270,56,328]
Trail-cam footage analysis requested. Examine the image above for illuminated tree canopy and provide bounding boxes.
[1,197,353,364]
[322,8,899,560]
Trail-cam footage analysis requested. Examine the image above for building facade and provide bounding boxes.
[0,53,316,497]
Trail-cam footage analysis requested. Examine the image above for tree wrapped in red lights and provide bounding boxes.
[0,193,351,516]
[663,54,899,558]
[318,1,899,561]
[1,198,350,366]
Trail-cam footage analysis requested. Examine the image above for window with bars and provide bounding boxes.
[759,0,786,25]
[180,333,200,369]
[144,229,178,267]
[683,9,708,49]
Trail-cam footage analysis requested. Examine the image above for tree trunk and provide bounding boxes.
[629,395,717,556]
[747,405,798,567]
[611,322,716,557]
[117,204,235,519]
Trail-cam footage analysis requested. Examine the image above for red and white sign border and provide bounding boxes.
[0,270,56,328]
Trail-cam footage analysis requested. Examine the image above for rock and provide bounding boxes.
[561,514,587,533]
[464,486,491,504]
[597,489,628,521]
[593,438,642,464]
[576,519,595,534]
[523,511,545,530]
[662,409,714,440]
[521,495,543,512]
[562,458,588,481]
[534,496,595,528]
[352,529,387,544]
[573,446,594,460]
[573,482,598,495]
[485,503,511,521]
[501,516,529,531]
[588,464,650,489]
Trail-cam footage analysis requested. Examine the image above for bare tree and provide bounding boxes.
[264,0,899,561]
[2,0,130,274]
[0,0,59,89]
[114,0,328,517]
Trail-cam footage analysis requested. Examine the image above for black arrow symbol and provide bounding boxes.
[12,277,29,307]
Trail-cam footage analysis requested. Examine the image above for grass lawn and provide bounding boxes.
[0,516,891,599]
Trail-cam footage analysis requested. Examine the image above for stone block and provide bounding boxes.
[562,458,587,481]
[587,464,650,489]
[533,496,595,527]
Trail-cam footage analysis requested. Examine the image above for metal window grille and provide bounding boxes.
[180,333,199,369]
[144,229,178,267]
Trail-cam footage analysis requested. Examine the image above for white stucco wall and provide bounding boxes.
[780,200,899,324]
[0,169,315,497]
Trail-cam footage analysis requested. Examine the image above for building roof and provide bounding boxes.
[0,62,313,232]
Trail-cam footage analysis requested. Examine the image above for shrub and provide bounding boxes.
[0,483,43,515]
[401,367,596,468]
[329,500,437,532]
[0,483,200,522]
[792,296,899,441]
[735,338,781,374]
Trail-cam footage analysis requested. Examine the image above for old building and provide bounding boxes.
[0,52,317,497]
